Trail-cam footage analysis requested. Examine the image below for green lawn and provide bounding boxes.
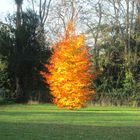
[0,104,140,140]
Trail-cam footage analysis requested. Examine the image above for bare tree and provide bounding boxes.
[43,0,82,43]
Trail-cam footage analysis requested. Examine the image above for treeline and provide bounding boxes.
[86,0,140,106]
[0,0,140,106]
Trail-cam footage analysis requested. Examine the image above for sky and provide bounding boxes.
[0,0,33,21]
[0,0,16,20]
[0,0,30,21]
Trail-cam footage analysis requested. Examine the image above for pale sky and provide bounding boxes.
[0,0,30,21]
[0,0,16,19]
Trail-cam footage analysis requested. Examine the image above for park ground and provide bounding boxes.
[0,104,140,140]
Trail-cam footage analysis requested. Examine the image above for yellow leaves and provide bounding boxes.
[66,22,75,37]
[41,21,95,109]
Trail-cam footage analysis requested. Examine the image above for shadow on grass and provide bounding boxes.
[0,122,140,140]
[0,110,140,117]
[1,109,140,128]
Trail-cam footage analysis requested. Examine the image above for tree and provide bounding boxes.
[41,22,95,109]
[13,0,52,102]
[0,9,52,103]
[0,24,14,100]
[14,0,24,101]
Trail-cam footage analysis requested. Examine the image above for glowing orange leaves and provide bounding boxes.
[41,22,95,109]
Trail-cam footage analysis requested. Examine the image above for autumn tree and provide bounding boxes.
[41,22,95,109]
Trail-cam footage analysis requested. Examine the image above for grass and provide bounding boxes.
[0,104,140,140]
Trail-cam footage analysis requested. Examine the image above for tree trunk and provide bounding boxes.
[15,0,24,102]
[134,0,140,62]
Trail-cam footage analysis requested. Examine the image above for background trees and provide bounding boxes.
[0,0,139,106]
[82,0,140,106]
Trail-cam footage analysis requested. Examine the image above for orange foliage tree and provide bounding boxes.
[41,22,95,109]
